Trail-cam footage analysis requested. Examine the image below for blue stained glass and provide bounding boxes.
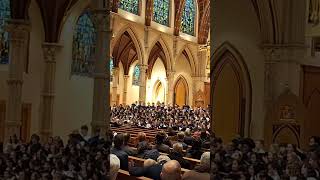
[110,58,114,82]
[0,0,11,64]
[119,0,139,15]
[153,0,170,26]
[71,11,96,75]
[132,65,140,86]
[181,0,196,36]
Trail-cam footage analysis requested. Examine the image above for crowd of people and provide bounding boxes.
[0,126,111,179]
[111,103,211,132]
[0,103,320,180]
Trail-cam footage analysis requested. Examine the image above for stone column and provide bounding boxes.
[111,67,119,105]
[123,75,129,105]
[39,43,61,142]
[90,6,111,135]
[139,64,148,104]
[4,19,30,140]
[166,71,175,105]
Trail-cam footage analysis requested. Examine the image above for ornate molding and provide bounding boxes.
[261,44,306,63]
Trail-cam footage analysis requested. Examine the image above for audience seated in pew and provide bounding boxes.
[129,155,171,180]
[168,143,191,169]
[122,133,138,156]
[111,134,129,170]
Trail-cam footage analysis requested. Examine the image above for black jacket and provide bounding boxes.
[129,164,163,180]
[111,147,129,170]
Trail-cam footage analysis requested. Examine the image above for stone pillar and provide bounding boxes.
[90,5,111,135]
[111,67,119,105]
[123,75,129,105]
[139,64,148,104]
[166,71,175,105]
[4,19,30,140]
[39,43,61,142]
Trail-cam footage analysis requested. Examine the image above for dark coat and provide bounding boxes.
[122,145,137,156]
[129,164,163,180]
[168,151,191,169]
[111,147,129,170]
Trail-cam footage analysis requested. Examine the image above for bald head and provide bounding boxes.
[161,160,181,180]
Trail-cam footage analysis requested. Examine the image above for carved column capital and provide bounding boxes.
[6,19,30,47]
[42,43,61,63]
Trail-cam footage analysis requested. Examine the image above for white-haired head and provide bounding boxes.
[200,152,210,167]
[110,154,120,180]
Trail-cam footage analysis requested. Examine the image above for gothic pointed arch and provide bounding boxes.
[173,75,189,106]
[111,25,143,65]
[211,41,252,140]
[177,45,196,75]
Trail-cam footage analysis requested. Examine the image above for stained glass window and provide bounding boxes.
[119,0,139,15]
[0,0,11,64]
[181,0,196,36]
[110,58,114,82]
[153,0,170,26]
[132,65,140,86]
[71,11,96,75]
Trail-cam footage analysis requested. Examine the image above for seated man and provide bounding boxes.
[111,134,129,170]
[109,154,120,180]
[182,152,210,180]
[168,143,191,169]
[122,133,137,155]
[160,160,182,180]
[177,132,188,150]
[153,131,171,153]
[129,155,171,180]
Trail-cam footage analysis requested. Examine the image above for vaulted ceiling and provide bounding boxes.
[112,31,138,75]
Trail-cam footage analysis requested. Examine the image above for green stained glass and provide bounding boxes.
[153,0,170,26]
[72,11,96,75]
[181,0,196,36]
[119,0,139,15]
[0,0,11,64]
[132,65,140,86]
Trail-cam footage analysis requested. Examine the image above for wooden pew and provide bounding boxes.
[117,169,152,180]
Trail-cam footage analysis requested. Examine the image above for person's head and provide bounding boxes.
[173,143,183,153]
[30,134,40,144]
[157,155,171,165]
[137,132,146,142]
[155,131,166,145]
[200,152,210,168]
[309,136,320,147]
[80,125,89,136]
[113,134,124,149]
[177,132,185,141]
[160,160,182,180]
[123,133,130,145]
[255,140,264,149]
[231,160,239,171]
[144,159,156,168]
[185,129,191,136]
[109,154,120,180]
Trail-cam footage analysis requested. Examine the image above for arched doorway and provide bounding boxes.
[153,80,165,104]
[212,42,252,142]
[174,76,188,107]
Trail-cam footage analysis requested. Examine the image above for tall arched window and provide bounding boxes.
[71,11,96,75]
[153,0,170,26]
[119,0,139,15]
[0,0,11,64]
[181,0,196,36]
[132,65,140,86]
[110,58,114,82]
